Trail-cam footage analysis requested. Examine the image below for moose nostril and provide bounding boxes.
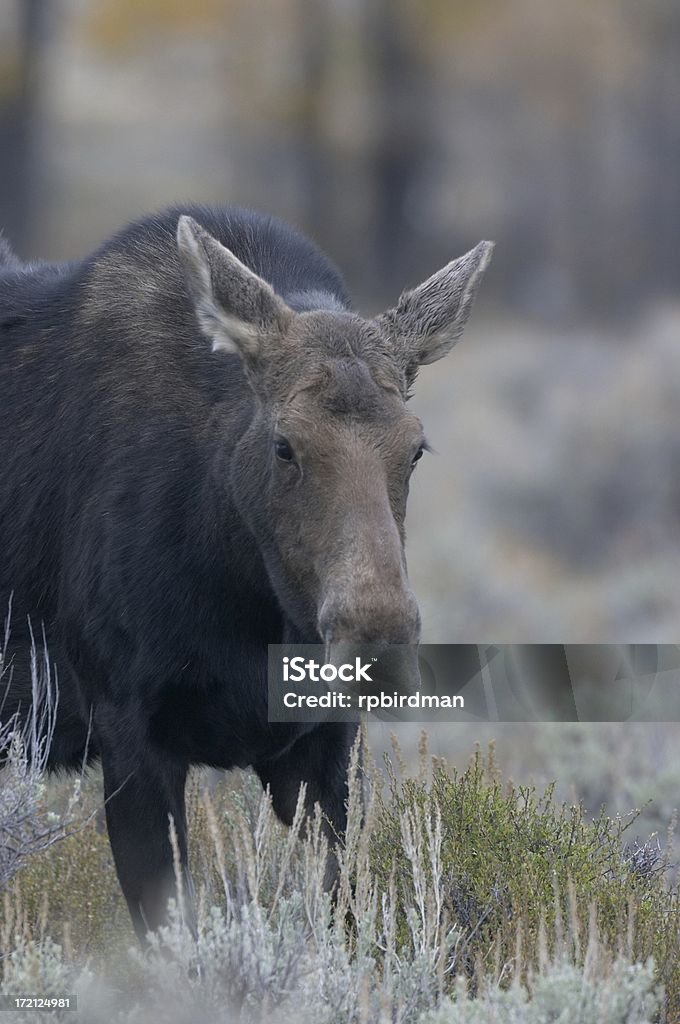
[317,590,421,645]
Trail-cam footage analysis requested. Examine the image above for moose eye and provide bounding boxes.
[411,446,425,468]
[275,438,295,463]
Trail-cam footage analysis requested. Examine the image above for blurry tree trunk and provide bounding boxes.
[0,0,46,255]
[364,0,435,297]
[298,0,331,236]
[649,14,680,297]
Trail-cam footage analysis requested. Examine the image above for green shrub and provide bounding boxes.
[370,742,680,1017]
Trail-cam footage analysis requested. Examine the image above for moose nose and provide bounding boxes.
[317,586,421,646]
[318,588,422,700]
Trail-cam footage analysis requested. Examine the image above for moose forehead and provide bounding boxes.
[278,310,405,409]
[276,316,423,446]
[277,364,423,460]
[318,357,393,417]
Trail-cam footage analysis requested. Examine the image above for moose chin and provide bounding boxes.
[0,205,492,943]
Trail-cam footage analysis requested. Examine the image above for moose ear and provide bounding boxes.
[377,240,494,382]
[176,215,292,360]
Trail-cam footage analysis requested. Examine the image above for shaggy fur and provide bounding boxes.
[0,205,492,942]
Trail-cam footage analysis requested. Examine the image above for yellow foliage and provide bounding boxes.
[82,0,230,53]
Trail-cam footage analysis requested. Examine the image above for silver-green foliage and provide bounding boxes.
[0,614,83,894]
[0,744,667,1023]
[423,958,661,1024]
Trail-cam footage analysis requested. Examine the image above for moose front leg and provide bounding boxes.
[254,722,360,889]
[96,705,194,944]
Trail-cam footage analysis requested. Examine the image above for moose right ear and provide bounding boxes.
[176,215,293,362]
[376,240,494,388]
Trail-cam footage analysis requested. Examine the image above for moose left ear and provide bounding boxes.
[377,240,494,382]
[177,215,293,363]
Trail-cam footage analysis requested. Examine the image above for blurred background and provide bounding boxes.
[1,0,679,832]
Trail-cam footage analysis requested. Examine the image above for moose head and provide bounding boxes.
[178,216,493,683]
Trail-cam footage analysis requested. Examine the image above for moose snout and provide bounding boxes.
[318,586,422,699]
[317,584,421,647]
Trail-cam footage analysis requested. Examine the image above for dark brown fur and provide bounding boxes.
[0,204,492,942]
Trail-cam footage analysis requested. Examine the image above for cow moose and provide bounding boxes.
[0,206,492,943]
